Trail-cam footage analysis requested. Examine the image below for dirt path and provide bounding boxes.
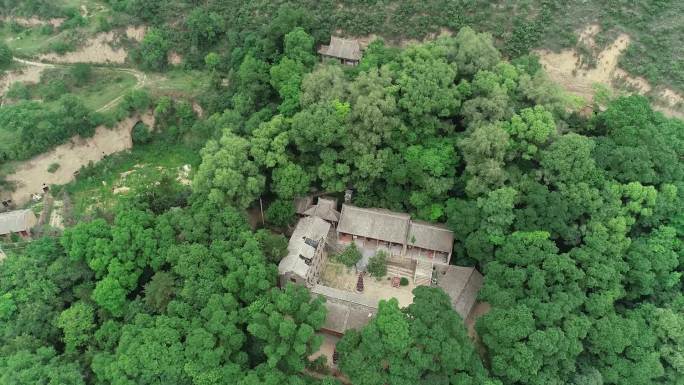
[4,112,154,206]
[2,57,147,111]
[0,61,50,103]
[96,68,147,112]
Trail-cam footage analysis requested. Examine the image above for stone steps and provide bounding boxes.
[386,263,414,279]
[414,276,432,287]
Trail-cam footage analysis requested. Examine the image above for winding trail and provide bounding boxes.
[4,57,147,112]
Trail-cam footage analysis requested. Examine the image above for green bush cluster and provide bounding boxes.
[335,243,362,268]
[367,250,387,278]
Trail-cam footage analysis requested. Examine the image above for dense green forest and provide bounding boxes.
[1,2,684,385]
[4,0,681,93]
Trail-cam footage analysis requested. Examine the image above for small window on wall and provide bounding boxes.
[290,277,297,283]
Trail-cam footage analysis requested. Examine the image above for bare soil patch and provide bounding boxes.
[0,16,64,28]
[4,112,154,206]
[40,32,128,64]
[168,52,183,66]
[0,63,47,98]
[536,25,684,118]
[125,26,146,42]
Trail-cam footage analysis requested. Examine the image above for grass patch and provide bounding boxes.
[0,24,61,56]
[4,66,138,110]
[78,69,137,110]
[146,70,211,99]
[47,163,60,173]
[63,141,200,218]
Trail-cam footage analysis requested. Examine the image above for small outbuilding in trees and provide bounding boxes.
[318,36,362,66]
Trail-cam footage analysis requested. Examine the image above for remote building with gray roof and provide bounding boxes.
[0,209,37,239]
[318,36,362,66]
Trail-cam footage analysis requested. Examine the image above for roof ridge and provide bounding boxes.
[342,204,410,220]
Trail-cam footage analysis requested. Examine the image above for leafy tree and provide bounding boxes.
[540,133,603,187]
[335,243,362,268]
[300,65,347,107]
[194,129,265,209]
[283,27,315,68]
[138,28,169,71]
[272,162,311,200]
[367,250,387,278]
[0,41,11,69]
[357,39,400,73]
[0,238,91,349]
[250,115,291,168]
[255,230,289,264]
[56,302,95,353]
[396,44,461,121]
[338,288,490,385]
[144,271,176,313]
[584,309,664,385]
[132,121,152,144]
[0,347,85,385]
[478,232,589,384]
[92,314,189,385]
[459,124,510,196]
[400,139,459,220]
[463,187,518,265]
[460,63,520,126]
[265,199,296,228]
[270,57,305,116]
[232,54,273,116]
[451,26,501,77]
[624,226,682,302]
[69,63,92,86]
[594,95,684,185]
[91,276,127,316]
[503,105,556,159]
[247,284,326,373]
[185,9,224,49]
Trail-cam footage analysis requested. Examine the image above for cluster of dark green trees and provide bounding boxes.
[48,0,678,94]
[0,95,97,162]
[0,87,152,163]
[190,23,683,385]
[1,9,683,385]
[0,197,336,384]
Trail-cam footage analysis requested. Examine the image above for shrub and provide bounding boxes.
[70,63,93,86]
[255,229,288,263]
[120,89,151,113]
[9,21,24,34]
[47,163,60,173]
[132,122,152,144]
[49,41,74,55]
[39,79,68,101]
[39,24,54,35]
[0,42,12,69]
[400,277,409,286]
[6,82,30,100]
[336,243,362,268]
[265,199,295,228]
[367,250,388,278]
[137,28,169,71]
[95,14,112,32]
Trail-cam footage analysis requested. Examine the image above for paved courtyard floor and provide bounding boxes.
[320,260,416,308]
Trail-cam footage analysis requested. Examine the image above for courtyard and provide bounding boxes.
[319,259,417,308]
